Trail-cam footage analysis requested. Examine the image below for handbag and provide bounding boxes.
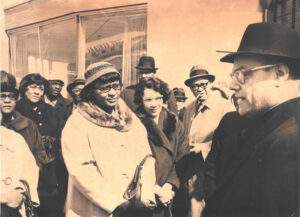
[123,154,153,202]
[19,179,39,217]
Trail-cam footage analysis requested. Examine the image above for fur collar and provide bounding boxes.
[77,101,133,132]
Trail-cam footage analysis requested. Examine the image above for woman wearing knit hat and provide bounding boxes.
[62,62,156,217]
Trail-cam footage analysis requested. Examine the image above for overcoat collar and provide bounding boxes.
[215,97,300,191]
[138,108,177,154]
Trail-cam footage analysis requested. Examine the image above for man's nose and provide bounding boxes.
[229,78,241,91]
[108,88,117,95]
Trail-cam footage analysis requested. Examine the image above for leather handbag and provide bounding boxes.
[123,154,153,202]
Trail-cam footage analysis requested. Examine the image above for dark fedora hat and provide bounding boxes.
[220,22,300,63]
[67,79,85,95]
[173,88,188,100]
[184,65,215,86]
[135,56,158,72]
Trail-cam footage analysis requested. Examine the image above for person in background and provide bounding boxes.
[203,22,300,217]
[0,71,50,166]
[16,73,67,217]
[121,56,178,114]
[0,115,39,217]
[180,66,232,217]
[134,77,189,217]
[172,87,188,118]
[44,75,72,129]
[62,62,156,217]
[66,78,85,109]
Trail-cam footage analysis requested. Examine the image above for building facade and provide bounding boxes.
[4,0,147,89]
[265,0,300,33]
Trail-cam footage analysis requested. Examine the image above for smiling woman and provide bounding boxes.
[134,77,189,217]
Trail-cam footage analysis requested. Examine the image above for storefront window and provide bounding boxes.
[9,28,40,83]
[84,10,147,86]
[8,4,147,88]
[39,18,77,96]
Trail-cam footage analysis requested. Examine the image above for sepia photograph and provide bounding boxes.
[0,0,299,217]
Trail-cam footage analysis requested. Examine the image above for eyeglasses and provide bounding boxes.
[190,82,209,91]
[230,64,277,84]
[0,92,17,101]
[96,83,122,93]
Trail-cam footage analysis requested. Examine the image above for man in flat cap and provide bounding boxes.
[121,56,178,114]
[204,23,300,217]
[44,75,72,130]
[176,66,231,217]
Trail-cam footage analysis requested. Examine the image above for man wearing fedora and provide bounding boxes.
[178,65,231,217]
[203,22,300,217]
[121,55,178,114]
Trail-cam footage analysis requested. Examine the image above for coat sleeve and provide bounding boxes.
[18,134,39,203]
[166,120,189,190]
[167,90,179,115]
[62,117,126,213]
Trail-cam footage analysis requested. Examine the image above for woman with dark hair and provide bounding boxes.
[62,62,156,217]
[16,73,67,217]
[134,77,189,217]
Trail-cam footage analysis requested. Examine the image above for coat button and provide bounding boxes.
[2,177,12,185]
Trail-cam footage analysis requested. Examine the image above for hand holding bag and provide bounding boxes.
[123,154,154,205]
[19,179,39,217]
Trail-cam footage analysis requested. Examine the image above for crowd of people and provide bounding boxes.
[1,22,299,217]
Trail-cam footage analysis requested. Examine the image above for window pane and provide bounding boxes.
[39,18,77,96]
[9,28,40,83]
[85,8,147,86]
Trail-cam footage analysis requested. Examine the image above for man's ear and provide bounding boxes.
[275,63,290,82]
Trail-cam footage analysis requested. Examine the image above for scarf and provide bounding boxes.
[77,101,133,132]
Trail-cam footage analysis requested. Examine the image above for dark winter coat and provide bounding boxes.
[138,108,189,217]
[16,98,68,214]
[2,111,52,165]
[203,97,300,217]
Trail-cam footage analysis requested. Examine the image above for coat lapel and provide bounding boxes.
[215,101,296,192]
[140,109,175,154]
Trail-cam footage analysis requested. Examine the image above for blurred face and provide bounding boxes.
[25,84,45,103]
[189,78,210,101]
[50,80,63,97]
[93,80,121,110]
[229,55,277,116]
[139,70,155,80]
[0,92,17,114]
[176,98,186,111]
[142,88,164,118]
[72,84,84,97]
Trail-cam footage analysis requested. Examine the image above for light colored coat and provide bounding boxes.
[0,126,39,217]
[62,100,156,217]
